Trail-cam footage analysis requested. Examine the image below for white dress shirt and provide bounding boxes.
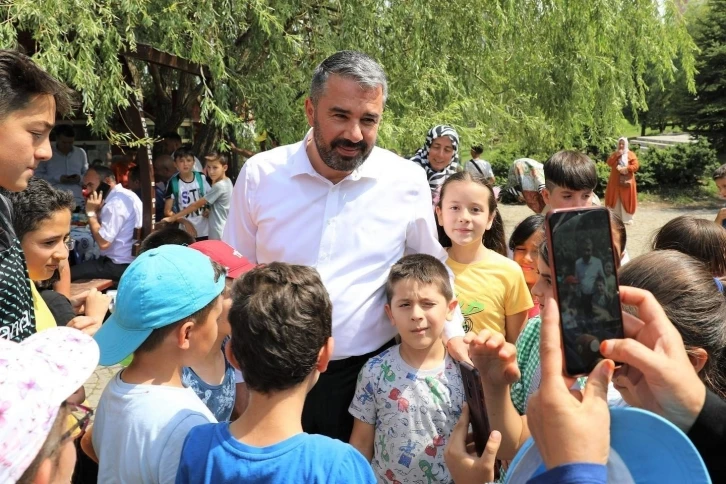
[36,144,88,204]
[99,185,143,264]
[223,132,465,360]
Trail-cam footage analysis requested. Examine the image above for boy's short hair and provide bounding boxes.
[0,50,75,120]
[385,254,453,304]
[7,177,75,241]
[544,150,597,193]
[204,152,228,167]
[713,164,726,180]
[135,259,226,354]
[228,263,332,394]
[139,227,195,253]
[173,147,195,161]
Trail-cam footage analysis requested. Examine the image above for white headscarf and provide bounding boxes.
[618,137,629,167]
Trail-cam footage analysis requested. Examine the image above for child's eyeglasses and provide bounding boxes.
[63,403,93,441]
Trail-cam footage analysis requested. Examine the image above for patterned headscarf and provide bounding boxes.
[411,125,460,202]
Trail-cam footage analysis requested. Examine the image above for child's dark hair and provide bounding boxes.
[0,50,75,120]
[385,254,453,304]
[136,259,226,354]
[7,177,74,241]
[619,250,726,400]
[543,150,597,193]
[713,164,726,180]
[652,215,726,276]
[173,147,195,161]
[139,227,195,253]
[471,145,484,155]
[16,405,70,483]
[508,214,545,252]
[229,262,332,394]
[436,171,507,256]
[205,152,228,167]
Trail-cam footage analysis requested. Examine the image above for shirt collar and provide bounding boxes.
[290,129,379,182]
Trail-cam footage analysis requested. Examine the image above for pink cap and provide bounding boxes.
[0,327,99,482]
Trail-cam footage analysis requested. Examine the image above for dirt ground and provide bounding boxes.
[498,201,720,259]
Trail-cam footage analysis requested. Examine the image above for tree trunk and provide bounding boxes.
[641,122,646,137]
[193,122,221,161]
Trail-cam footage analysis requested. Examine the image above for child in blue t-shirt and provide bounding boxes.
[175,262,376,484]
[348,254,466,484]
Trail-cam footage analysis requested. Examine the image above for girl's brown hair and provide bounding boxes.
[619,250,726,400]
[652,215,726,276]
[436,171,507,256]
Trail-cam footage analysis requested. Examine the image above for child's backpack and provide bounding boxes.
[170,171,206,213]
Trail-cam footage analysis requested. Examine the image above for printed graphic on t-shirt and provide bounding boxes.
[459,300,485,333]
[349,347,464,484]
[0,241,35,342]
[166,173,210,237]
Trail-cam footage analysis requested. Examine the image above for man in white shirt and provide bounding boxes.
[35,124,88,204]
[71,165,142,281]
[223,50,467,441]
[575,239,605,318]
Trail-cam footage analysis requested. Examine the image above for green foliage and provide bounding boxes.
[595,162,612,196]
[637,140,719,189]
[0,0,697,155]
[673,0,726,151]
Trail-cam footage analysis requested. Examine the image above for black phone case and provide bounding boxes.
[457,361,491,456]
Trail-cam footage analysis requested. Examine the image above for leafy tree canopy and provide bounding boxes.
[0,0,696,156]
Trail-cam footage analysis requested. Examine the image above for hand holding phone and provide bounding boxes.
[457,361,492,456]
[545,207,624,376]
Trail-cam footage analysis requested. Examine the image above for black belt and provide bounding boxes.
[327,338,396,372]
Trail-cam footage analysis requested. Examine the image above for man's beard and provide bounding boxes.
[313,118,374,172]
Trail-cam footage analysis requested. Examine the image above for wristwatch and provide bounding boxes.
[86,211,97,218]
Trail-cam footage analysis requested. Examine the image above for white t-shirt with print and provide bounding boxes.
[349,346,465,484]
[166,172,211,238]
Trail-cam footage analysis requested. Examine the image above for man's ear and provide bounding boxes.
[176,321,195,350]
[447,299,459,321]
[542,188,551,205]
[304,98,315,128]
[688,347,709,374]
[316,336,335,373]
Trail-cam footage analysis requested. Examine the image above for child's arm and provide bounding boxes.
[164,198,175,218]
[162,197,208,223]
[505,310,528,344]
[465,330,531,460]
[349,418,375,461]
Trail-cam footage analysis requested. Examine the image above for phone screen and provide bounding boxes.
[547,207,624,376]
[457,361,491,456]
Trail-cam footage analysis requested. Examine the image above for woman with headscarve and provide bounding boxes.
[411,125,460,206]
[605,137,639,225]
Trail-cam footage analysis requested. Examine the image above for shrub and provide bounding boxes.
[639,139,718,189]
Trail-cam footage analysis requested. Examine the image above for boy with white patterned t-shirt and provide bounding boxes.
[164,147,211,240]
[349,254,465,483]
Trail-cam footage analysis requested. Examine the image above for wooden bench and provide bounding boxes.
[70,279,114,299]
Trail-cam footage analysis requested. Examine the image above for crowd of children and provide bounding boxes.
[5,48,726,484]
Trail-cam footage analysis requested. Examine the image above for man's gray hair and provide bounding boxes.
[310,51,388,105]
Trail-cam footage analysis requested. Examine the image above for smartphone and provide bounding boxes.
[82,182,111,199]
[457,361,491,456]
[545,207,624,376]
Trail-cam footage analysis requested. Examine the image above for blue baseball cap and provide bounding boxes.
[505,406,711,483]
[94,245,226,366]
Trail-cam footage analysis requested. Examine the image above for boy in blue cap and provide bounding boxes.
[91,245,226,484]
